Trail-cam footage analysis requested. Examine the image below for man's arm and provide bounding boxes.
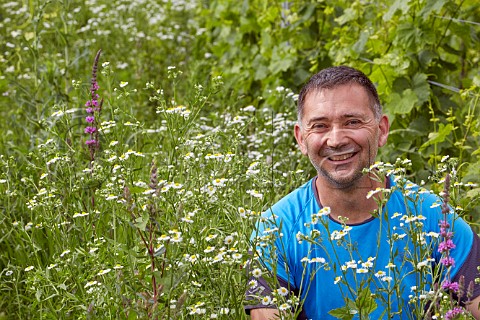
[467,295,480,319]
[250,308,281,320]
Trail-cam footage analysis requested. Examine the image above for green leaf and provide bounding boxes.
[383,0,410,21]
[466,188,480,200]
[352,31,369,55]
[128,186,147,194]
[388,89,418,114]
[420,0,447,18]
[394,23,417,48]
[269,44,294,74]
[411,73,430,105]
[419,123,453,152]
[335,7,356,26]
[134,211,149,231]
[418,49,436,68]
[355,287,377,316]
[127,311,138,320]
[328,306,355,320]
[36,288,42,302]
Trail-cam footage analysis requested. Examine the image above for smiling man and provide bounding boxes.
[245,66,480,319]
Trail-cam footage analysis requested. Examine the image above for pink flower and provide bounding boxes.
[438,239,456,253]
[441,279,459,292]
[439,220,450,229]
[84,127,97,134]
[445,307,463,320]
[85,139,97,146]
[441,256,455,267]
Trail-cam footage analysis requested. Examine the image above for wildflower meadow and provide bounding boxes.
[1,0,479,319]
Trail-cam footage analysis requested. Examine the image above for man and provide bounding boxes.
[245,66,480,319]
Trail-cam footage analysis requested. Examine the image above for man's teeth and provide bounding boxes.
[329,153,354,161]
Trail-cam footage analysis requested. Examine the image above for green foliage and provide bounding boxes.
[328,287,377,320]
[0,0,479,318]
[200,0,480,186]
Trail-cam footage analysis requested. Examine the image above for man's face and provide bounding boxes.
[294,83,389,189]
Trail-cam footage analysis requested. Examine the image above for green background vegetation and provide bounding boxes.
[0,0,479,318]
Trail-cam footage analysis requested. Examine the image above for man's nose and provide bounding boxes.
[325,126,347,148]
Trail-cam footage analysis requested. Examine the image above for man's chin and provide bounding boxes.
[318,170,364,189]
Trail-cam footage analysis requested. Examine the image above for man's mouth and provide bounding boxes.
[328,152,356,161]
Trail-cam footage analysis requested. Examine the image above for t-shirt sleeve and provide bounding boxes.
[451,230,480,303]
[445,215,475,279]
[244,273,308,320]
[250,207,297,287]
[420,192,480,302]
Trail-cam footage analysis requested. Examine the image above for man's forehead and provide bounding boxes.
[305,83,370,100]
[303,84,373,109]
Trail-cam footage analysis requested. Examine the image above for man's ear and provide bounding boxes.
[378,115,389,147]
[294,123,308,155]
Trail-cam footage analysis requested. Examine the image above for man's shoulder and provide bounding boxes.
[265,178,317,220]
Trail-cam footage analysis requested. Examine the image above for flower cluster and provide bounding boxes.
[85,49,103,158]
[439,174,456,269]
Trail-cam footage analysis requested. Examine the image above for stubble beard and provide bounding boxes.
[308,142,376,190]
[310,157,365,189]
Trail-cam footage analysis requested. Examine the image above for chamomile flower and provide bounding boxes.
[261,295,272,305]
[60,249,71,257]
[204,246,215,253]
[232,253,242,260]
[206,234,217,242]
[276,287,289,296]
[224,235,234,245]
[279,303,291,311]
[251,268,262,278]
[97,268,111,276]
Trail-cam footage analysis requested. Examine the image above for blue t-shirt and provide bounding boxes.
[252,176,473,319]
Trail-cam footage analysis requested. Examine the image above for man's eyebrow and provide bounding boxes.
[342,113,365,119]
[306,116,327,125]
[306,113,365,125]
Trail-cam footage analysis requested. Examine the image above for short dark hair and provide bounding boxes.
[297,66,382,121]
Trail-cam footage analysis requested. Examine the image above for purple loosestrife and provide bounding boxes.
[444,307,464,320]
[438,173,468,316]
[439,174,456,271]
[85,49,103,161]
[84,49,103,209]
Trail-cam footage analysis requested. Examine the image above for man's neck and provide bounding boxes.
[315,174,386,225]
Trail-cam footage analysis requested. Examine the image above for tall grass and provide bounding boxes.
[0,0,479,319]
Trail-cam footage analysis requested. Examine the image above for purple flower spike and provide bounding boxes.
[441,256,456,268]
[86,116,95,123]
[438,239,456,253]
[85,139,97,146]
[440,220,450,229]
[444,307,463,320]
[441,280,459,292]
[84,126,97,134]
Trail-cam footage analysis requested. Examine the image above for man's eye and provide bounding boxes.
[312,124,326,129]
[347,120,361,126]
